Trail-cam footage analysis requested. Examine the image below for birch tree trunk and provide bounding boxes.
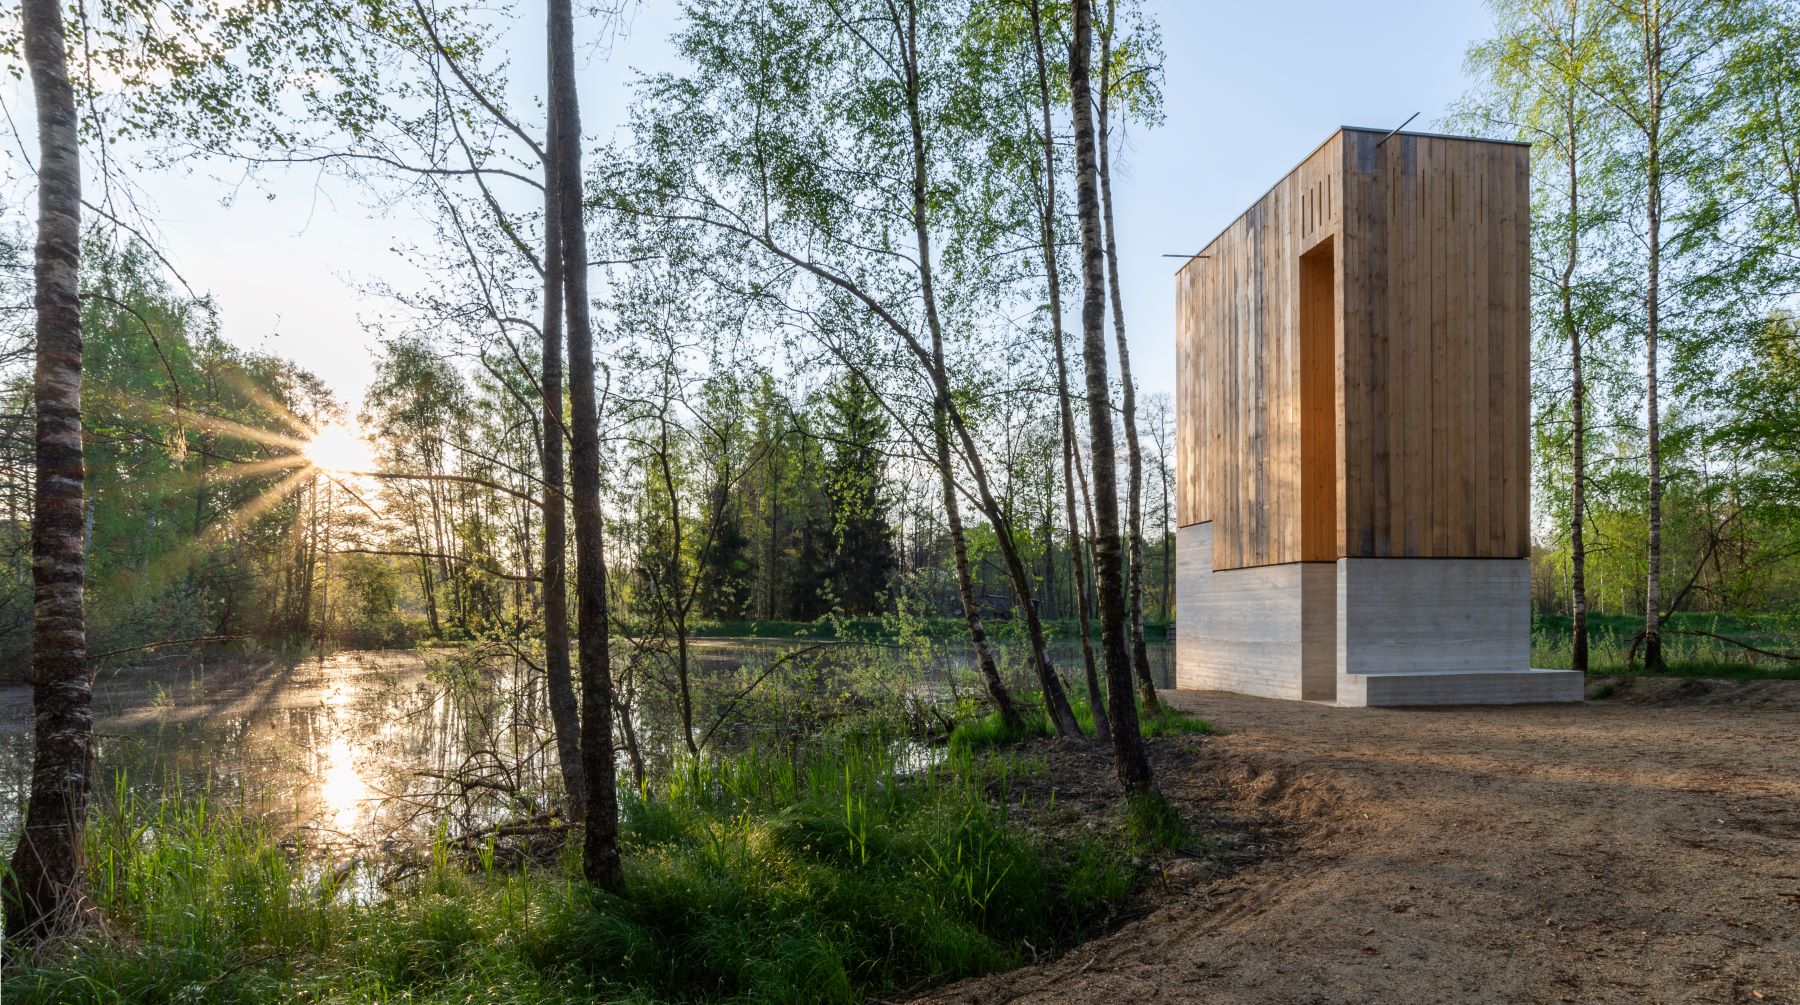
[1029,0,1107,743]
[1641,0,1665,671]
[548,0,622,891]
[893,0,1077,737]
[1096,0,1160,710]
[540,124,585,814]
[6,0,93,943]
[1070,0,1153,793]
[1559,19,1590,672]
[932,397,1023,731]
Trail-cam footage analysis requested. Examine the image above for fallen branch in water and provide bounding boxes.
[1663,629,1800,663]
[697,641,837,750]
[92,635,253,661]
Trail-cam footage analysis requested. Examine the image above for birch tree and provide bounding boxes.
[1070,0,1152,792]
[6,0,91,943]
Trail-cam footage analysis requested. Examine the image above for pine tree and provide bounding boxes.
[821,375,895,615]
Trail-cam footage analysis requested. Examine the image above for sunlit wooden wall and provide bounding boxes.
[1176,128,1530,572]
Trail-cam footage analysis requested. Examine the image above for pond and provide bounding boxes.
[0,639,1175,885]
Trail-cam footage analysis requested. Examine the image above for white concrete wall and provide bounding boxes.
[1335,557,1531,677]
[1176,540,1581,706]
[1175,524,1336,700]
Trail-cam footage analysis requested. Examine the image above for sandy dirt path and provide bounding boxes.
[918,681,1800,1005]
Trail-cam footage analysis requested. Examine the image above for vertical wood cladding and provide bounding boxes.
[1176,128,1529,571]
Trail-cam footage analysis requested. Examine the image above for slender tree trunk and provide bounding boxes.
[1561,66,1589,674]
[1095,0,1159,712]
[1028,0,1106,743]
[540,136,585,813]
[549,0,621,891]
[6,0,92,943]
[413,506,442,636]
[1062,412,1107,742]
[1040,497,1055,620]
[655,415,698,755]
[932,397,1022,731]
[1071,0,1153,793]
[1073,434,1100,618]
[320,478,334,650]
[1641,0,1664,671]
[895,2,1058,735]
[616,664,647,793]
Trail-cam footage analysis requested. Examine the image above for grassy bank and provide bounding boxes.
[4,715,1198,1004]
[1531,611,1800,679]
[949,694,1212,752]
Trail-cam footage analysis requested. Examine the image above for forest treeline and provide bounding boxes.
[0,237,1182,658]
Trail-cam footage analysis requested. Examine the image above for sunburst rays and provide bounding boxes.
[86,380,381,603]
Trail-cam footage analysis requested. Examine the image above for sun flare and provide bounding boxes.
[305,422,374,473]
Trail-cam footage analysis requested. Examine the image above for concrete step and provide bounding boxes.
[1344,668,1585,707]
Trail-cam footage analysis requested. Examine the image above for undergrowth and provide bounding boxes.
[949,694,1212,752]
[5,723,1141,1005]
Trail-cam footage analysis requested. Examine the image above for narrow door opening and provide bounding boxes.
[1300,237,1338,701]
[1300,237,1337,560]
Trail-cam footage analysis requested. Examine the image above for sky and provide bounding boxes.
[4,0,1499,408]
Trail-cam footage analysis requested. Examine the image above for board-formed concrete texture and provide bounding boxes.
[1334,558,1582,705]
[1173,128,1582,707]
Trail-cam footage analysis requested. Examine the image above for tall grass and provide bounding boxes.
[6,723,1140,1004]
[1531,611,1800,680]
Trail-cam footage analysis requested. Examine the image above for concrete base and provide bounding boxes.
[1175,523,1581,707]
[1341,668,1586,706]
[1174,524,1335,701]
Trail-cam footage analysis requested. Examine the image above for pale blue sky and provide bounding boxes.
[6,0,1499,405]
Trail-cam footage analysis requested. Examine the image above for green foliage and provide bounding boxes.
[819,374,895,616]
[1461,0,1800,632]
[0,239,375,672]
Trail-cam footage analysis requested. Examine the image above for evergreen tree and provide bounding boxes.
[821,375,895,615]
[783,433,837,621]
[695,481,756,620]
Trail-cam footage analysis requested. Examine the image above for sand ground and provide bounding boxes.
[917,677,1800,1005]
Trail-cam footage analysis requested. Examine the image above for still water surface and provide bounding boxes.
[0,640,1174,876]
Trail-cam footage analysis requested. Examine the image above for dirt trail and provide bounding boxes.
[918,681,1800,1005]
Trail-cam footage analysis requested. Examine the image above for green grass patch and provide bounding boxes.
[1123,792,1190,854]
[6,727,1141,1005]
[1139,702,1212,738]
[1531,611,1800,680]
[949,695,1211,753]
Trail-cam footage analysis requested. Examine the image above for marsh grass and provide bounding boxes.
[5,720,1140,1004]
[1531,612,1800,680]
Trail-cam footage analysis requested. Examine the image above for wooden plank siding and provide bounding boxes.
[1176,128,1529,571]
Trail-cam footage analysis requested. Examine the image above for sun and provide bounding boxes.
[304,421,374,473]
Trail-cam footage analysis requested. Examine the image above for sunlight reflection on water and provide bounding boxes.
[316,707,371,835]
[0,641,1175,890]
